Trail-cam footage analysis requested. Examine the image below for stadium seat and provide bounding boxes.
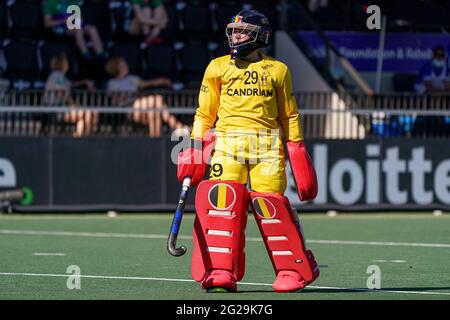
[392,73,418,93]
[179,42,211,88]
[143,43,177,78]
[284,1,314,31]
[393,0,445,32]
[81,0,112,39]
[178,0,214,42]
[311,5,347,30]
[0,0,8,40]
[214,2,243,36]
[242,0,278,30]
[243,0,276,7]
[3,39,39,87]
[0,45,5,69]
[109,0,134,39]
[8,0,43,40]
[110,42,143,75]
[352,0,410,31]
[160,3,181,42]
[355,0,448,32]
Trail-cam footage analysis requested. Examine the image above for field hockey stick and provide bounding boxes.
[167,176,191,257]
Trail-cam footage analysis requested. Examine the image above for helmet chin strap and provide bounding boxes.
[239,50,262,63]
[230,43,260,60]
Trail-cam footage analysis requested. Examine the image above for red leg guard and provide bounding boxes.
[192,180,249,285]
[250,192,319,285]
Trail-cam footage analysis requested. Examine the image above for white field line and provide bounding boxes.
[307,239,450,248]
[372,260,406,263]
[33,253,66,256]
[1,229,450,249]
[0,272,450,297]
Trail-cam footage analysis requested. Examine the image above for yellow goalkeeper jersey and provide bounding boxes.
[192,53,303,143]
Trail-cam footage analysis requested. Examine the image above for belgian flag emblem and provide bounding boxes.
[208,183,237,210]
[233,15,243,23]
[252,197,277,219]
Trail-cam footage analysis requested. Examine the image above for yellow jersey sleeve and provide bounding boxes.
[276,67,303,143]
[192,59,221,140]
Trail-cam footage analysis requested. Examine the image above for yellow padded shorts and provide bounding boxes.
[208,132,286,194]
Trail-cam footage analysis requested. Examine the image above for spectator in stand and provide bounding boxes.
[105,56,187,137]
[130,0,168,47]
[413,45,450,136]
[42,0,106,59]
[44,52,98,137]
[414,46,450,93]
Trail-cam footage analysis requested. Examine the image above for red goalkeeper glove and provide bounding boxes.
[177,133,215,187]
[286,140,318,201]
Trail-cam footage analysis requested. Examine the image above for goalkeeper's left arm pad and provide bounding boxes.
[286,140,318,201]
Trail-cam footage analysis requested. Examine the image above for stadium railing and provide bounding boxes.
[0,89,449,139]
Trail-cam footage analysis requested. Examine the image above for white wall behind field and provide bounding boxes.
[274,31,408,94]
[274,31,365,139]
[274,31,332,92]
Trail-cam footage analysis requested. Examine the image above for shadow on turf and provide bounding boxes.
[235,286,450,294]
[380,287,450,293]
[301,287,450,294]
[231,289,368,294]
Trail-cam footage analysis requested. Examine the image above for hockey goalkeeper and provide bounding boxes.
[177,9,319,293]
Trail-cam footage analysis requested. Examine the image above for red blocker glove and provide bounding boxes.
[286,140,318,201]
[177,132,215,187]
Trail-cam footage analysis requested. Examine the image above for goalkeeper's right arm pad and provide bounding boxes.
[177,132,215,187]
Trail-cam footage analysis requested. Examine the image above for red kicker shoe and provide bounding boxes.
[272,270,307,293]
[201,270,237,292]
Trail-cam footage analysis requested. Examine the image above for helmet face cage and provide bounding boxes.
[225,10,270,59]
[225,22,261,49]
